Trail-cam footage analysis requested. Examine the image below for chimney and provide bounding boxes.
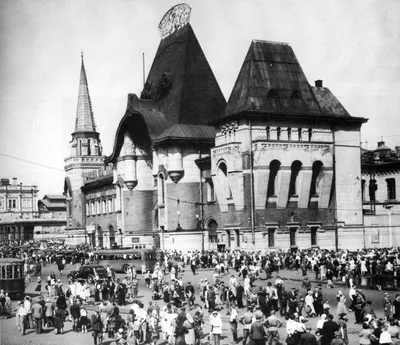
[12,177,17,186]
[315,80,323,87]
[1,178,10,186]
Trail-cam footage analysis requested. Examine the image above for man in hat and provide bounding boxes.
[299,324,318,345]
[249,311,266,345]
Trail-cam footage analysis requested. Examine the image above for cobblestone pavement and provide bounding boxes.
[0,263,393,345]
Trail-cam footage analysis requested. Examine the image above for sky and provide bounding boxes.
[0,0,399,198]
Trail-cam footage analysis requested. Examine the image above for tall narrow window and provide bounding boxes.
[268,228,275,248]
[159,174,165,205]
[361,179,366,201]
[267,160,281,198]
[289,161,302,197]
[290,228,297,246]
[287,127,292,140]
[266,126,270,140]
[308,128,313,141]
[387,178,396,200]
[298,128,302,141]
[277,127,281,141]
[207,179,215,202]
[218,162,232,199]
[309,161,323,197]
[311,227,318,246]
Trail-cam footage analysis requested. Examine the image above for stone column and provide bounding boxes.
[277,167,291,208]
[319,169,334,208]
[298,168,313,208]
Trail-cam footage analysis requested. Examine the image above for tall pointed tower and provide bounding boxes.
[64,53,104,229]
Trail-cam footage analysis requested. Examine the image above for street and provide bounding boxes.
[0,261,390,345]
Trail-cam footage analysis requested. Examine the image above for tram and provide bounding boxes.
[0,258,25,299]
[94,248,157,274]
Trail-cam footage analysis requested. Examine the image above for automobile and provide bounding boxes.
[67,265,108,283]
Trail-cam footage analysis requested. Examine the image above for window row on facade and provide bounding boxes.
[0,197,35,211]
[86,197,116,216]
[362,178,397,201]
[266,227,319,248]
[218,159,325,205]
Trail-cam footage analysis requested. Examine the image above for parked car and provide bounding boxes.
[67,265,108,283]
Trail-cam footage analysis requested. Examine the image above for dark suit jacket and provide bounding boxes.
[299,332,318,345]
[321,320,339,345]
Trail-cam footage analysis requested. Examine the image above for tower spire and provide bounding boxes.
[74,52,96,133]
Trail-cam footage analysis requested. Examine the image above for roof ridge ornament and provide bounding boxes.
[158,3,191,40]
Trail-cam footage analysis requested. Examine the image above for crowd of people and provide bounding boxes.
[3,241,400,344]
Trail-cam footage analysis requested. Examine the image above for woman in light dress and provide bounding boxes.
[336,290,347,318]
[184,313,196,345]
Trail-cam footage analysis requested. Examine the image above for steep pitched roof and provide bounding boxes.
[311,86,350,117]
[142,23,226,126]
[74,54,97,133]
[222,40,321,119]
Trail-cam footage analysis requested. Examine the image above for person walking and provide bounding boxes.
[70,299,81,332]
[53,306,65,335]
[44,298,54,328]
[249,311,266,345]
[35,276,42,293]
[209,310,222,345]
[299,325,318,345]
[321,314,339,345]
[32,299,43,334]
[91,311,103,345]
[229,305,239,343]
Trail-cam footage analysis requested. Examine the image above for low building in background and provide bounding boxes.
[362,141,400,247]
[38,195,67,219]
[0,179,66,242]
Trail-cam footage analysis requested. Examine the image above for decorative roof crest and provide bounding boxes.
[158,3,191,40]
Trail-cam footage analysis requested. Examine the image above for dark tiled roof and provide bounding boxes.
[154,124,215,143]
[44,195,66,201]
[38,199,66,210]
[143,23,226,125]
[223,40,321,118]
[311,86,350,118]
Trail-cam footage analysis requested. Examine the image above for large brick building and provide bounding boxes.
[64,4,369,250]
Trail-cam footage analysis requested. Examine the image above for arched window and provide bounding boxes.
[109,225,116,248]
[87,139,92,156]
[267,160,281,198]
[206,178,215,202]
[218,162,232,199]
[289,160,302,197]
[158,174,165,205]
[267,89,279,99]
[309,161,323,197]
[290,90,302,100]
[77,139,82,156]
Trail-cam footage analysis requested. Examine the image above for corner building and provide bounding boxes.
[65,5,368,250]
